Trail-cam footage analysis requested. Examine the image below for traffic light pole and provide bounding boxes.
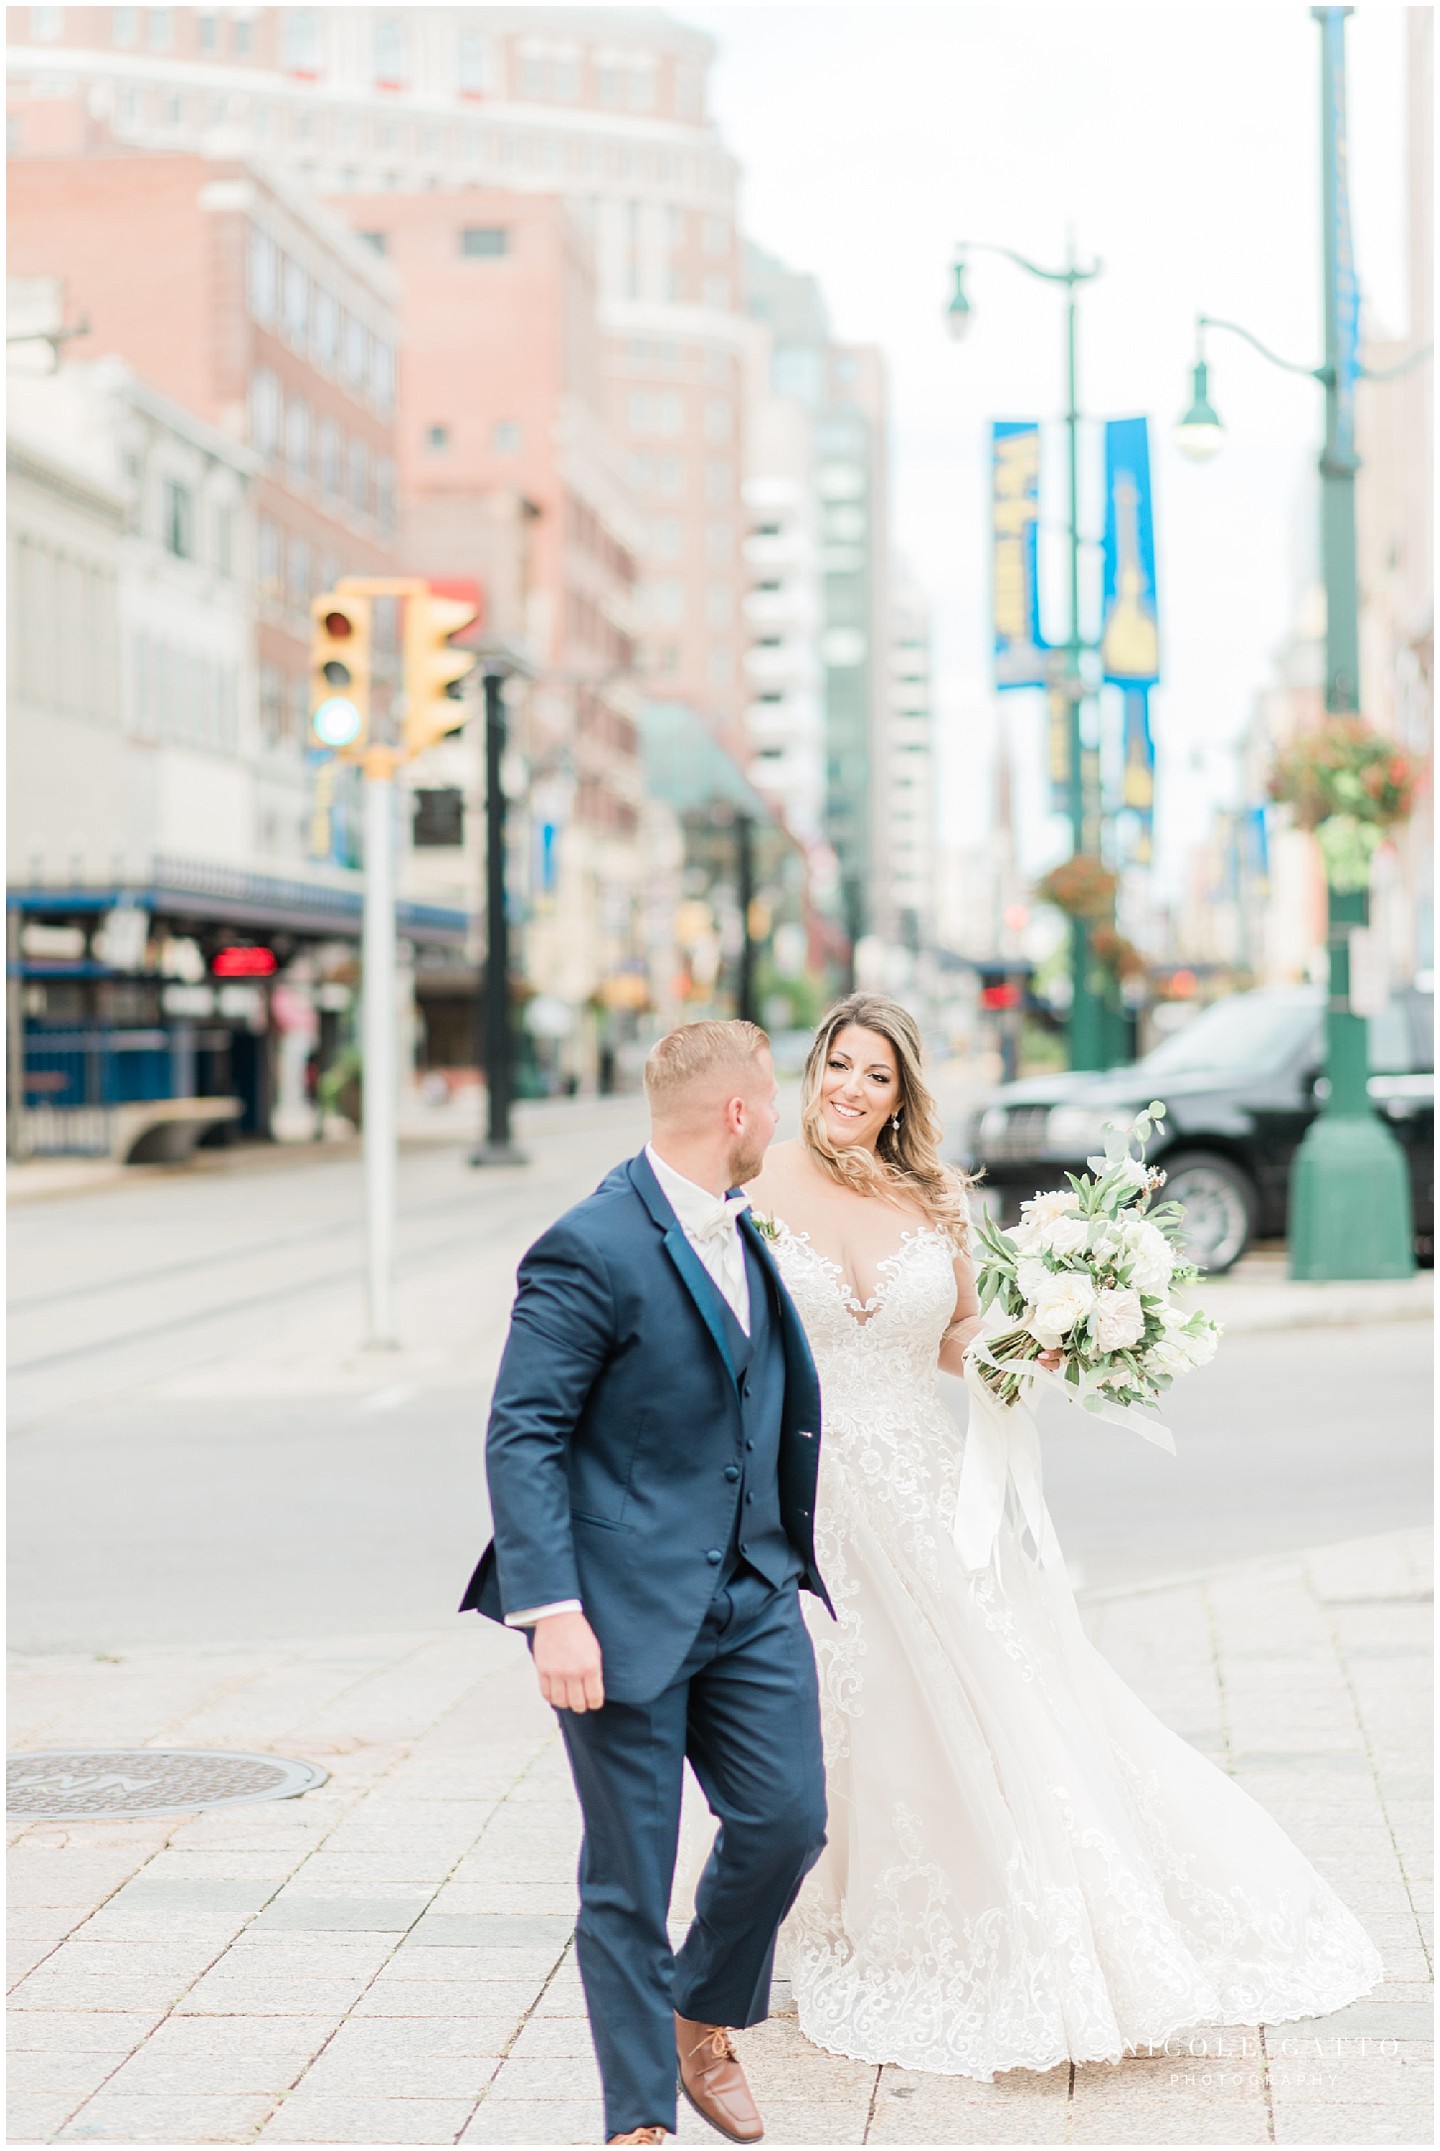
[361,746,399,1348]
[471,669,527,1168]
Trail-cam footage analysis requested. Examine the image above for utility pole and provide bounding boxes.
[361,745,399,1347]
[471,668,527,1167]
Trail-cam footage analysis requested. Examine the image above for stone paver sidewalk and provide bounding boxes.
[8,1528,1432,2147]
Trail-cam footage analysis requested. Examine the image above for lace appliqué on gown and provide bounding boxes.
[768,1222,1382,2079]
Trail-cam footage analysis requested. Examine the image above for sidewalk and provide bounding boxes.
[8,1528,1432,2147]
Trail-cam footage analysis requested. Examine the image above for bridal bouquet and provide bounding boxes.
[970,1101,1221,1418]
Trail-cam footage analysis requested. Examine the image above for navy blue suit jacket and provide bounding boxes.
[460,1150,834,1704]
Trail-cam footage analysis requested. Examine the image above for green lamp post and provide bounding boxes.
[947,238,1107,1073]
[1176,7,1416,1280]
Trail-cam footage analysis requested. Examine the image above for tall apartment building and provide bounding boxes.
[7,6,755,764]
[745,243,891,946]
[888,568,937,953]
[337,182,653,1087]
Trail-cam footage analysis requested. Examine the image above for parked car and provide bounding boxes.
[958,983,1434,1273]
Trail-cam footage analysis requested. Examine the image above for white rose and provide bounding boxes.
[1014,1189,1080,1248]
[1094,1155,1149,1199]
[1027,1271,1097,1348]
[1015,1256,1053,1304]
[1122,1219,1174,1295]
[1037,1213,1090,1259]
[1147,1338,1192,1379]
[1179,1319,1220,1367]
[1090,1286,1146,1353]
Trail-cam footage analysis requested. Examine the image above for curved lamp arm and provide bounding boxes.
[1197,314,1328,382]
[956,239,1103,288]
[1360,341,1434,383]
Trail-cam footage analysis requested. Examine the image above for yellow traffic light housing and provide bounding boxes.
[310,592,372,754]
[403,589,479,759]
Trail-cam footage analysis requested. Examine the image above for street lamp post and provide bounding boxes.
[1176,6,1416,1280]
[470,666,528,1169]
[948,237,1106,1071]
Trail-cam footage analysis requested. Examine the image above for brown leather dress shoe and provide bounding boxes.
[608,2131,669,2144]
[675,2013,764,2143]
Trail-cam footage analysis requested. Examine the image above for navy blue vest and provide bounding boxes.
[708,1237,801,1592]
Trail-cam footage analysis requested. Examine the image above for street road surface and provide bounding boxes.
[8,1096,1432,1654]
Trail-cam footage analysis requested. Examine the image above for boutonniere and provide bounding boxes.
[750,1212,781,1243]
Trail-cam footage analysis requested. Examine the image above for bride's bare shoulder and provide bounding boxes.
[744,1138,812,1202]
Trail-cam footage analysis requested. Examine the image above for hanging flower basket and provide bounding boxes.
[1090,925,1146,983]
[1035,854,1118,922]
[1267,718,1422,891]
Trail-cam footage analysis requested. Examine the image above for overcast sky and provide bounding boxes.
[676,1,1412,893]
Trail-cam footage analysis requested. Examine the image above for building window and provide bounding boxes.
[630,390,684,436]
[318,418,341,496]
[376,457,396,536]
[29,7,63,41]
[286,534,311,610]
[656,456,683,498]
[196,12,217,54]
[650,581,684,625]
[709,648,731,688]
[373,16,406,84]
[281,8,319,72]
[259,662,283,744]
[457,30,489,94]
[650,518,681,560]
[342,312,367,390]
[706,584,732,629]
[460,226,508,258]
[232,15,252,56]
[245,232,277,326]
[426,423,449,452]
[284,396,311,485]
[706,459,732,503]
[164,479,195,560]
[311,286,338,370]
[347,438,369,516]
[371,339,395,415]
[257,518,281,596]
[705,397,731,443]
[281,257,308,346]
[707,521,731,564]
[147,7,172,50]
[112,6,138,45]
[492,420,522,456]
[357,230,387,256]
[248,367,279,455]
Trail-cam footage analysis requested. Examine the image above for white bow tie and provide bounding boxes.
[693,1194,750,1247]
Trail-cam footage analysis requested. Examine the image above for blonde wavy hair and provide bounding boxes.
[800,994,973,1244]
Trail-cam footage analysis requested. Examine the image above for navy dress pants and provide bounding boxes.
[557,1569,827,2138]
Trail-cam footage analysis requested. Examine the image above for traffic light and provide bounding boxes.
[403,588,479,758]
[310,592,371,753]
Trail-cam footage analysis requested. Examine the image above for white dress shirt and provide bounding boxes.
[505,1146,752,1631]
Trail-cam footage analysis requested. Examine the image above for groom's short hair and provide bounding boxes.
[645,1019,771,1115]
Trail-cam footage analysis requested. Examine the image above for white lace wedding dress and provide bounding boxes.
[766,1219,1382,2078]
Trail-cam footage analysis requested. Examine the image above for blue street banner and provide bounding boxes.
[990,421,1047,688]
[1319,7,1361,454]
[1100,417,1160,687]
[1121,687,1155,861]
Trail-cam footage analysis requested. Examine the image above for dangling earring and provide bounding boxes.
[891,1113,901,1133]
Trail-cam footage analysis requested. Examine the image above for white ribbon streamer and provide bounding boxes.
[955,1314,1177,1577]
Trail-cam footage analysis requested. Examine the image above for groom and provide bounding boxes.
[461,1020,833,2145]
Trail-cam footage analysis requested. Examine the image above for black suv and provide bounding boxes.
[959,983,1434,1272]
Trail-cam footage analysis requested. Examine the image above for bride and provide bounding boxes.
[740,992,1381,2078]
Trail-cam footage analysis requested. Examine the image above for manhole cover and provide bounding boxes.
[7,1750,328,1820]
